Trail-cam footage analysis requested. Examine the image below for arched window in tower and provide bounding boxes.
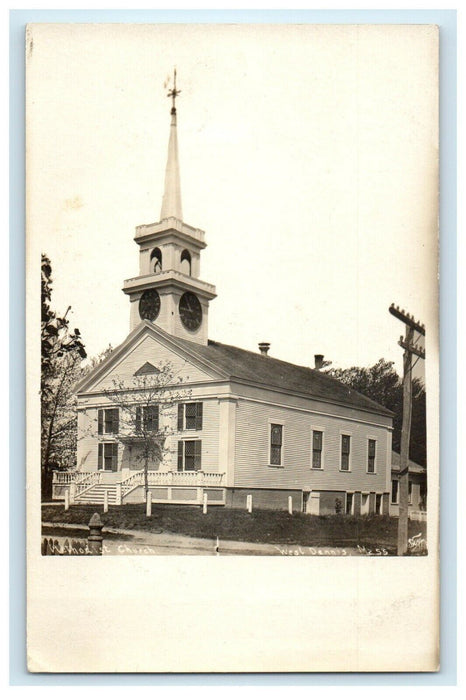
[180,249,192,276]
[150,248,162,274]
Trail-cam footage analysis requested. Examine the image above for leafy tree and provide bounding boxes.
[41,254,86,498]
[86,344,114,370]
[325,359,426,466]
[99,365,192,496]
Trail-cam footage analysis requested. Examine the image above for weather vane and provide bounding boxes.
[167,67,181,114]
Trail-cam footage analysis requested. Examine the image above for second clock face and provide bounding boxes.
[139,289,161,322]
[179,292,202,331]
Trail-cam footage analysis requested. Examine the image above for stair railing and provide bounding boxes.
[120,471,144,497]
[75,472,103,497]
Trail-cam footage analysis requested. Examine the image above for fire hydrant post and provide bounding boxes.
[247,494,252,513]
[146,491,152,517]
[203,492,208,514]
[88,513,103,555]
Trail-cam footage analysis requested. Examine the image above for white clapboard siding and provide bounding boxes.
[234,398,390,492]
[76,397,220,474]
[88,335,214,393]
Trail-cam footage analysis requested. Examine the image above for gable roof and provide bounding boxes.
[391,451,426,474]
[171,335,394,418]
[74,321,228,394]
[76,321,393,418]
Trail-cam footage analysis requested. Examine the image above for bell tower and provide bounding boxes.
[123,70,216,345]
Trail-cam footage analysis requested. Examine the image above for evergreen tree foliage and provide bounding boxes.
[325,358,426,466]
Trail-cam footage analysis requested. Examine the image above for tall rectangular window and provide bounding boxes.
[341,434,351,471]
[177,440,202,471]
[312,430,323,469]
[98,443,118,471]
[178,403,203,431]
[270,424,283,466]
[135,405,159,432]
[367,439,376,473]
[391,479,399,504]
[98,408,119,435]
[408,480,413,505]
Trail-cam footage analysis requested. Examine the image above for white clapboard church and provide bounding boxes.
[53,78,394,515]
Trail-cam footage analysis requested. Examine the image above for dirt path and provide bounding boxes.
[42,521,361,556]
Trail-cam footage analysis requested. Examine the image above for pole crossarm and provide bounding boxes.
[389,303,425,335]
[398,337,426,359]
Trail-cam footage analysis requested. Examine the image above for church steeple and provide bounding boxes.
[122,70,216,345]
[160,69,182,221]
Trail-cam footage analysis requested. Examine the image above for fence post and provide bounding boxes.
[88,513,103,555]
[64,488,70,511]
[115,483,122,506]
[247,494,252,513]
[69,482,76,504]
[203,492,208,514]
[103,489,108,513]
[288,496,293,515]
[146,490,152,517]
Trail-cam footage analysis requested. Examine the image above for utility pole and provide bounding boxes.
[388,304,425,555]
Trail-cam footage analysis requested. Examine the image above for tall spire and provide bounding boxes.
[160,68,183,221]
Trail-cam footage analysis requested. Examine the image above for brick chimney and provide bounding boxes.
[314,354,324,370]
[258,342,270,356]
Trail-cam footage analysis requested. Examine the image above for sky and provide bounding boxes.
[27,23,437,378]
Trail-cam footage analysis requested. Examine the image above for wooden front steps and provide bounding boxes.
[75,484,118,505]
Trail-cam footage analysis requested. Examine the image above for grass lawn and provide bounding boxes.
[42,503,427,553]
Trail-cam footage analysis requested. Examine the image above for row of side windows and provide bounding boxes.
[97,403,203,435]
[269,424,378,473]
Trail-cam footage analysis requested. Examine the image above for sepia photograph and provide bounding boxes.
[26,22,440,672]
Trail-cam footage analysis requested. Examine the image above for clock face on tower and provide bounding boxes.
[138,289,161,322]
[179,292,202,331]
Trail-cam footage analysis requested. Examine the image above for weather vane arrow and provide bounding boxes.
[167,67,181,114]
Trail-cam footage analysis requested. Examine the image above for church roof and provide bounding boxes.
[172,335,394,418]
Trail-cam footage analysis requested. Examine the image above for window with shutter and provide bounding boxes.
[144,405,159,431]
[99,442,118,471]
[312,430,323,469]
[135,406,142,433]
[177,440,202,471]
[178,403,203,431]
[100,408,119,434]
[270,424,283,466]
